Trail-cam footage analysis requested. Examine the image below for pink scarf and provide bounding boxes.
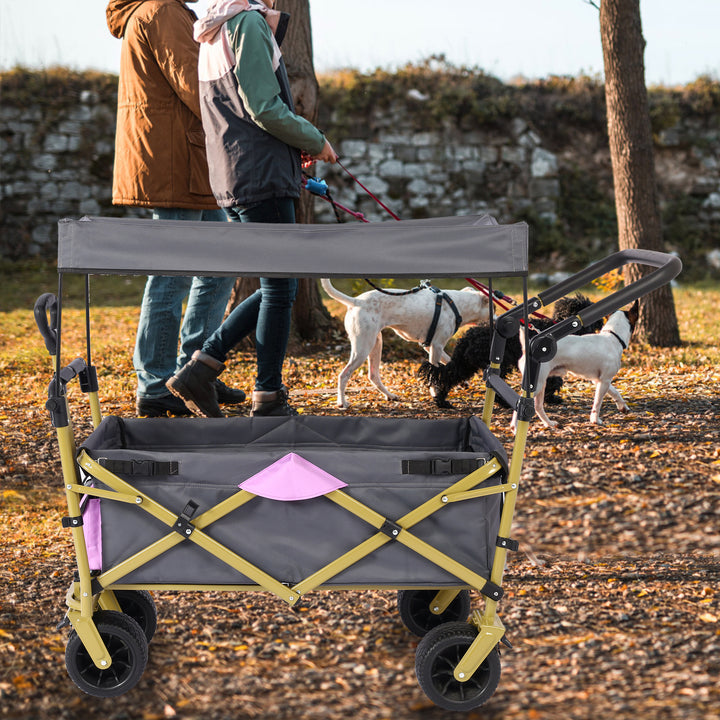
[194,0,283,43]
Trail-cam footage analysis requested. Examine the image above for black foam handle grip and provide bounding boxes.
[34,293,58,355]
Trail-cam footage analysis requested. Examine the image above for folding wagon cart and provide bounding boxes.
[36,214,681,711]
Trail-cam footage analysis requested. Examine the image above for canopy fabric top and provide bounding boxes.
[57,214,528,278]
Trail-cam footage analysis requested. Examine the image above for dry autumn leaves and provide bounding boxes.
[1,276,718,719]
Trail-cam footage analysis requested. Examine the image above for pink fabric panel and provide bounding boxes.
[239,452,348,501]
[83,498,103,571]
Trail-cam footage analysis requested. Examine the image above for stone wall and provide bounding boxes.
[313,115,562,226]
[2,72,719,274]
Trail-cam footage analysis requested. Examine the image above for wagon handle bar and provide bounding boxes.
[34,293,58,356]
[504,249,682,328]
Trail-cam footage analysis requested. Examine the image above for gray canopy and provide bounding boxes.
[57,214,528,278]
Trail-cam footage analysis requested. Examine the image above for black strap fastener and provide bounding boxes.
[402,458,486,476]
[496,536,520,552]
[481,580,504,601]
[380,519,403,540]
[173,501,199,538]
[62,516,84,529]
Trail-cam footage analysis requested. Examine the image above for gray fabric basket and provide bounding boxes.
[80,415,506,588]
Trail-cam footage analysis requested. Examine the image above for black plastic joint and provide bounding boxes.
[481,581,504,601]
[91,577,104,595]
[515,396,535,423]
[173,500,199,539]
[496,536,520,552]
[495,315,520,339]
[380,519,402,540]
[62,516,84,529]
[79,365,99,393]
[46,394,69,428]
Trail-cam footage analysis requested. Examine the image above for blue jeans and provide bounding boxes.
[134,208,235,399]
[202,197,298,392]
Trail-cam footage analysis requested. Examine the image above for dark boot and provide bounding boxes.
[136,393,191,418]
[166,351,225,418]
[214,379,246,405]
[250,386,298,416]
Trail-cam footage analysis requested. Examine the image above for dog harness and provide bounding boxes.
[423,286,463,347]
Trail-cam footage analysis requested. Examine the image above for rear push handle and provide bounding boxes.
[536,249,682,330]
[489,250,682,415]
[503,249,682,339]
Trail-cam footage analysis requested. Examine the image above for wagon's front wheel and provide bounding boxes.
[65,610,148,697]
[397,589,471,637]
[415,621,501,711]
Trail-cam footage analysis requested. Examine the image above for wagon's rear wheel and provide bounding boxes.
[397,589,471,637]
[415,621,501,711]
[65,610,148,697]
[113,590,158,642]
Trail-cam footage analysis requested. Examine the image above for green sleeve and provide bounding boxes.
[228,13,325,155]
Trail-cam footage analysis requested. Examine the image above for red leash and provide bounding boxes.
[336,159,402,221]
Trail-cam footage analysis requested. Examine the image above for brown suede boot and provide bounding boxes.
[166,351,225,418]
[250,386,298,416]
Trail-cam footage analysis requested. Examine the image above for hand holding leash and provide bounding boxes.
[313,139,337,164]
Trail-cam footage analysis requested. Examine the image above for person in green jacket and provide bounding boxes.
[166,0,336,417]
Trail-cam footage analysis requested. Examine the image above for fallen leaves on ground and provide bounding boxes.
[1,307,719,720]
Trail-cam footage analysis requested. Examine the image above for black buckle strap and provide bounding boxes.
[402,458,486,475]
[443,293,463,335]
[62,516,83,529]
[98,458,179,476]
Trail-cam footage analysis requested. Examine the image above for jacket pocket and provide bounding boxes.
[187,130,211,196]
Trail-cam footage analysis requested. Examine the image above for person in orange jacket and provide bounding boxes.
[107,0,245,417]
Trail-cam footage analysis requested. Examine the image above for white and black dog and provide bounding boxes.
[321,279,489,408]
[418,293,602,408]
[512,300,639,430]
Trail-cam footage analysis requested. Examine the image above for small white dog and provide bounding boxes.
[321,279,489,408]
[512,301,639,430]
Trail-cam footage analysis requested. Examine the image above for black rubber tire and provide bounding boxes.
[65,610,148,697]
[415,621,501,711]
[113,590,158,643]
[397,589,471,637]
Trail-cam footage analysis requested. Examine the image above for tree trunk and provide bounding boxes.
[225,1,334,340]
[599,0,680,346]
[277,0,335,340]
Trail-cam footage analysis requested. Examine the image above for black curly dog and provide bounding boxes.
[418,293,602,409]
